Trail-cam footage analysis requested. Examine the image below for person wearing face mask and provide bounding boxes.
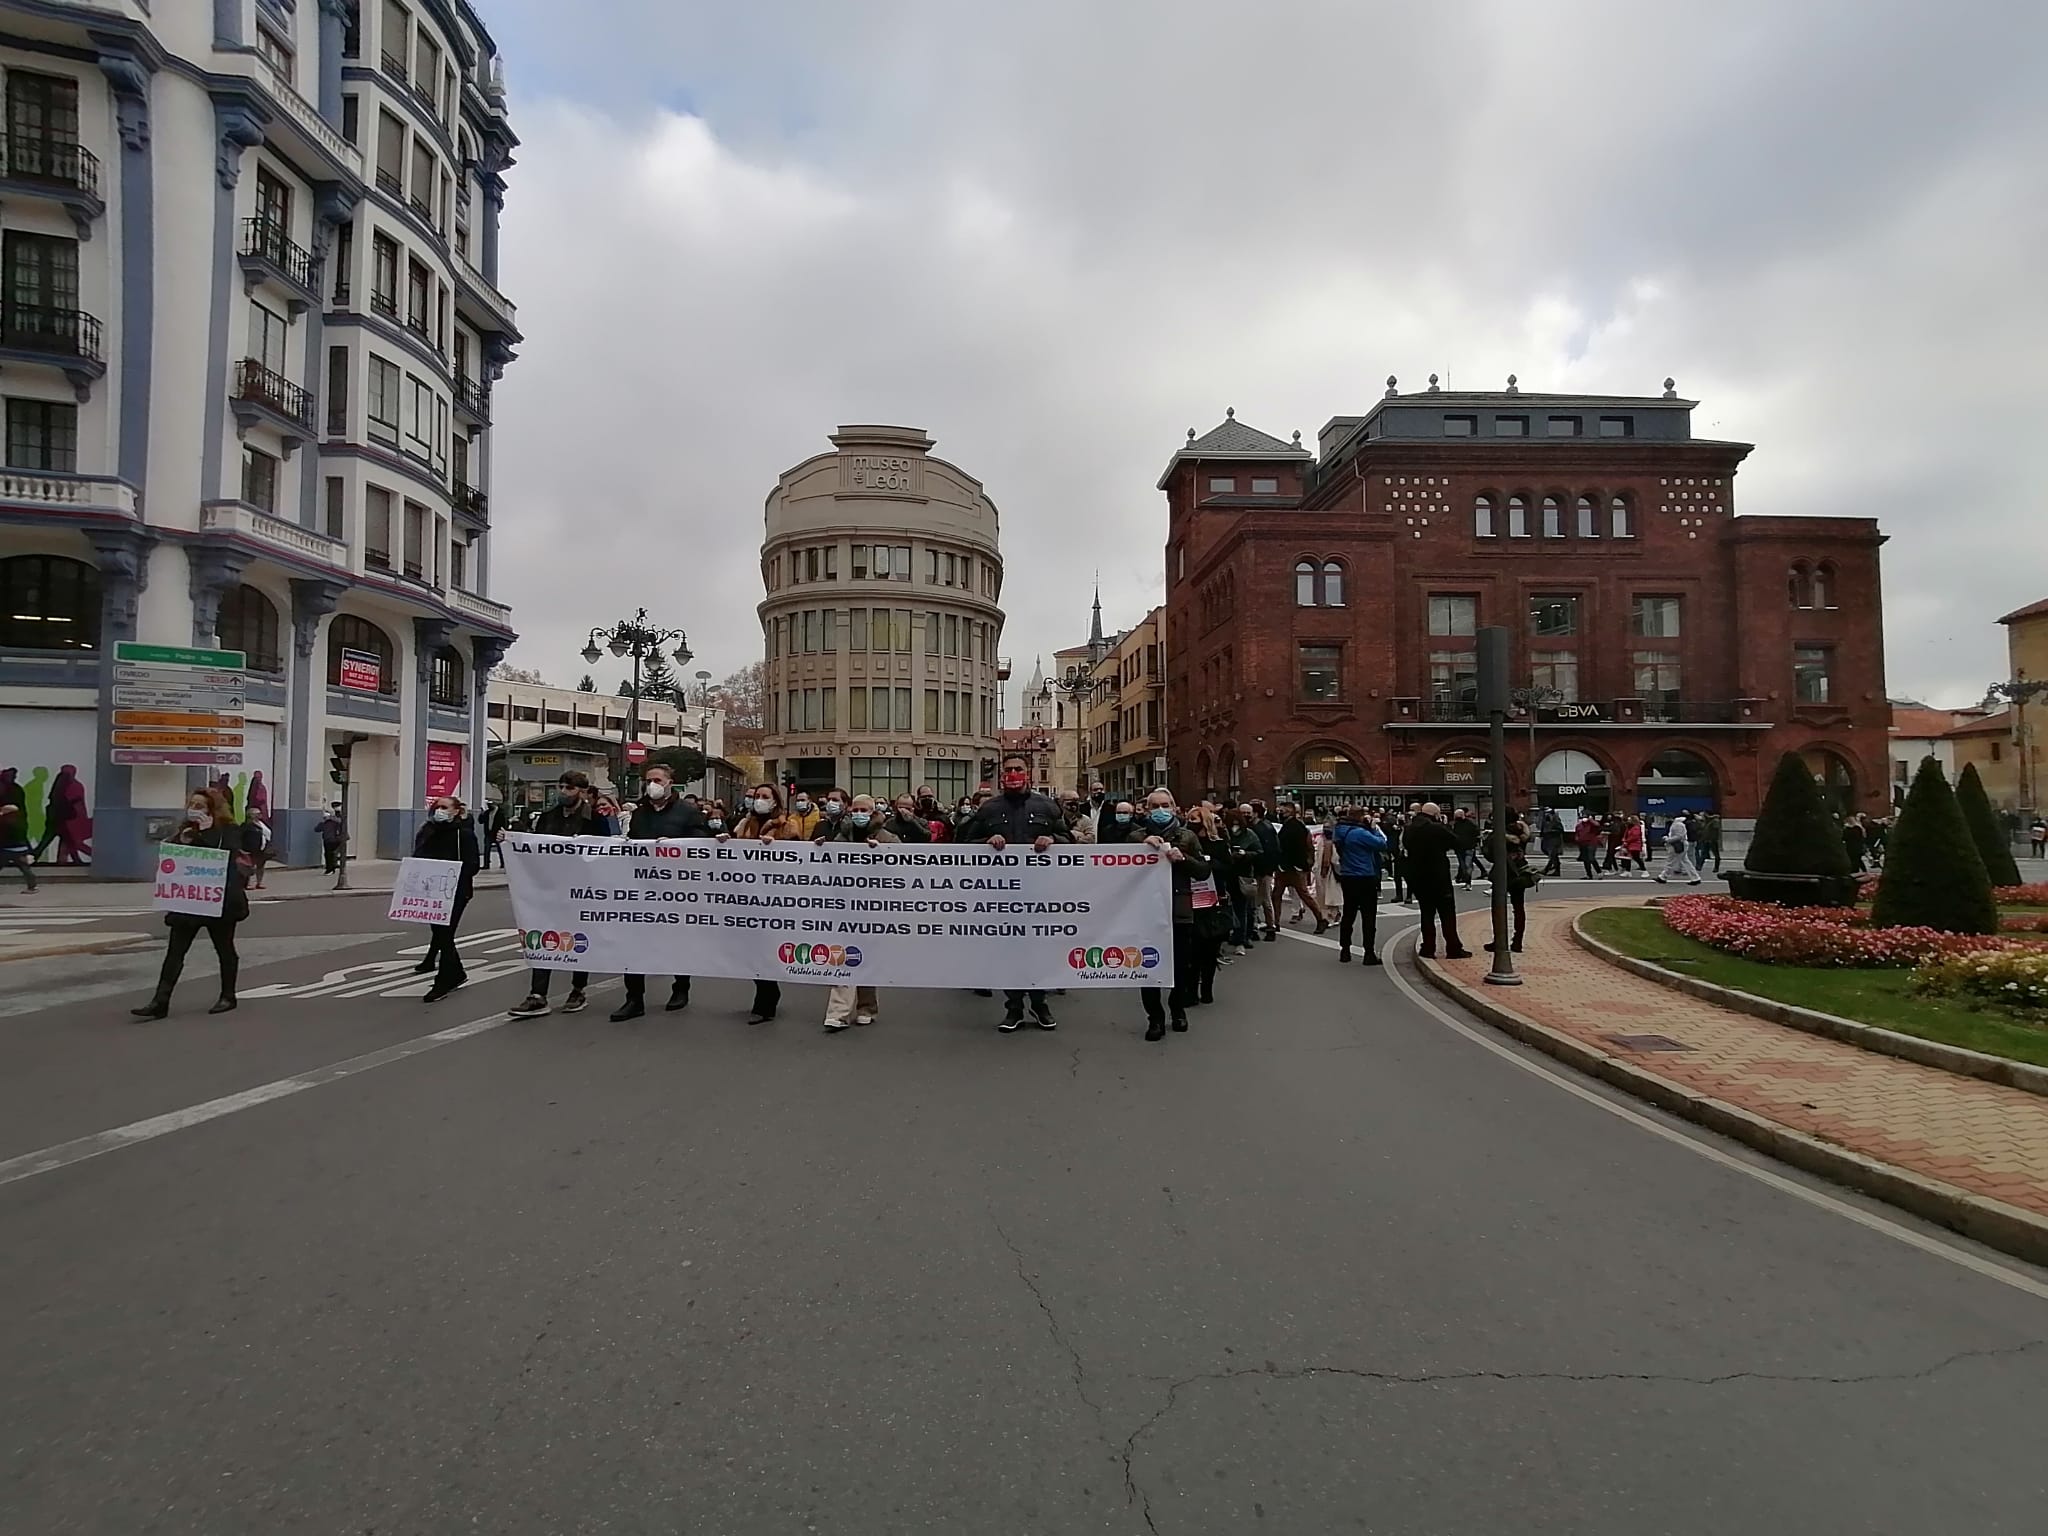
[725,783,798,1023]
[815,787,853,836]
[814,793,897,1030]
[1247,801,1282,940]
[914,784,953,843]
[957,753,1072,1031]
[611,765,709,1021]
[1135,789,1212,1042]
[1094,799,1139,846]
[409,794,481,1001]
[1060,792,1098,844]
[784,788,823,839]
[131,788,254,1018]
[506,771,615,1017]
[884,795,931,843]
[1087,779,1109,833]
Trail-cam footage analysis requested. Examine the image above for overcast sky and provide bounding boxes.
[479,0,2046,713]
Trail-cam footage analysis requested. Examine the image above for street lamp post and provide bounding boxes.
[1510,684,1563,810]
[582,607,690,800]
[1045,662,1103,795]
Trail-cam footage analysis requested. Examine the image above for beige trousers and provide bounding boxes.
[824,985,879,1023]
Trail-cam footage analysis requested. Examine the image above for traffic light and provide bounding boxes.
[330,741,354,785]
[979,757,997,784]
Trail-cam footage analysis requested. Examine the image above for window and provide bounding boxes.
[6,69,81,153]
[1631,596,1681,637]
[944,613,959,656]
[365,486,392,566]
[926,547,940,584]
[1541,496,1562,538]
[892,545,911,580]
[1474,495,1495,538]
[1813,562,1836,610]
[327,614,396,693]
[370,233,399,317]
[924,688,940,732]
[1794,647,1833,704]
[1251,477,1279,494]
[1321,561,1344,607]
[342,94,359,144]
[894,686,912,731]
[4,230,79,334]
[375,109,405,197]
[405,258,430,334]
[1495,416,1527,437]
[1429,651,1478,716]
[366,355,400,445]
[1428,595,1477,636]
[929,760,969,804]
[924,611,940,656]
[415,30,441,102]
[5,398,75,470]
[1530,593,1579,637]
[1298,644,1341,702]
[254,168,292,244]
[848,687,868,730]
[429,644,464,706]
[943,690,960,733]
[822,686,836,731]
[1295,560,1316,607]
[331,219,352,305]
[324,345,349,435]
[249,299,287,376]
[0,553,97,649]
[242,446,279,512]
[402,498,426,577]
[823,545,837,580]
[851,758,912,802]
[404,373,433,461]
[450,535,466,590]
[1443,415,1477,437]
[822,608,837,653]
[1506,496,1529,538]
[1547,416,1581,437]
[324,475,344,539]
[1576,495,1599,539]
[848,607,868,652]
[1632,650,1680,713]
[1599,416,1633,438]
[1530,651,1579,702]
[1610,496,1633,538]
[894,609,912,653]
[1209,476,1235,493]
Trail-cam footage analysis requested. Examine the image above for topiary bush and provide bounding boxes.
[1955,761,2022,887]
[1729,750,1858,904]
[1870,757,1997,935]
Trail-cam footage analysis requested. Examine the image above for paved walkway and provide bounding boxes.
[1422,900,2048,1224]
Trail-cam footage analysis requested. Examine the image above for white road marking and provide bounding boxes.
[0,981,620,1189]
[1280,927,2048,1304]
[0,915,100,928]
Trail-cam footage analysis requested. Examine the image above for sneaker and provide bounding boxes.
[507,993,549,1017]
[1653,875,1667,884]
[823,1018,850,1032]
[1032,1007,1058,1031]
[999,1011,1024,1033]
[1688,877,1702,885]
[561,990,588,1013]
[853,1014,876,1026]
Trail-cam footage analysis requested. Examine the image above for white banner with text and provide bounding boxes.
[500,835,1174,988]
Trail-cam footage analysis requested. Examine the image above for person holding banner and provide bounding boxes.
[506,771,613,1018]
[612,764,708,1021]
[958,753,1072,1031]
[727,783,798,1023]
[412,795,481,1003]
[1135,789,1211,1042]
[815,794,897,1031]
[131,788,253,1018]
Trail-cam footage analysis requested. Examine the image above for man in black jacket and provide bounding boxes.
[884,794,932,843]
[507,771,617,1017]
[958,753,1071,1030]
[610,764,708,1020]
[1401,802,1471,959]
[1274,803,1330,934]
[1450,807,1482,888]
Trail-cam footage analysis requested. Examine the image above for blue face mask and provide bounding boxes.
[1113,812,1132,824]
[1148,807,1176,827]
[849,811,871,829]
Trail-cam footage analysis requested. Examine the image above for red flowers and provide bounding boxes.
[1995,883,2048,907]
[1662,896,2012,968]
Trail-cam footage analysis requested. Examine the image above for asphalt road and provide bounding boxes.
[4,884,2047,1534]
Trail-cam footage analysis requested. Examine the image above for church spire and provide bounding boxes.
[1088,577,1106,662]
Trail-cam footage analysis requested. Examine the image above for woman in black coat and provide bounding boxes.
[131,787,255,1018]
[413,794,481,1002]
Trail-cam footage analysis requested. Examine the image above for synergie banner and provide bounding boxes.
[500,835,1175,989]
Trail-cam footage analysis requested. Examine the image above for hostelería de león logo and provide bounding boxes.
[523,929,590,956]
[779,940,863,970]
[1067,944,1161,973]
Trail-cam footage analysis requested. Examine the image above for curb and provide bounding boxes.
[1569,908,2048,1100]
[0,935,154,964]
[1415,949,2048,1269]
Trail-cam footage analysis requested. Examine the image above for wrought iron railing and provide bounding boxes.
[1,303,103,362]
[233,358,315,429]
[240,216,318,290]
[1,132,99,195]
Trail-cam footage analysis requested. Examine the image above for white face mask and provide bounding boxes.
[646,781,670,801]
[793,797,811,812]
[824,801,844,816]
[752,796,775,815]
[432,808,452,823]
[191,810,213,829]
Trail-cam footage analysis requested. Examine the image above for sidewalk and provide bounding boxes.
[1418,899,2048,1265]
[0,861,508,911]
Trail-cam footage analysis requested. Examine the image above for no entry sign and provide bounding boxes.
[624,741,648,766]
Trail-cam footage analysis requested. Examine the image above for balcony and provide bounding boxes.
[454,373,491,423]
[375,165,402,199]
[454,483,489,524]
[238,217,320,310]
[0,469,137,521]
[200,500,350,573]
[0,133,103,234]
[231,358,316,440]
[371,288,399,322]
[1406,697,1771,728]
[0,304,106,397]
[381,49,409,86]
[255,64,364,178]
[455,255,519,336]
[448,586,514,632]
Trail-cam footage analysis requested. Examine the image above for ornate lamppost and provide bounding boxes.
[582,608,690,797]
[1045,661,1105,794]
[1511,683,1563,810]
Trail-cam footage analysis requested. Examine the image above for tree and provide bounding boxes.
[490,663,547,685]
[1870,757,1996,934]
[1745,750,1852,879]
[711,662,764,729]
[575,674,597,694]
[637,648,680,707]
[647,744,706,786]
[614,677,636,699]
[1955,761,2022,886]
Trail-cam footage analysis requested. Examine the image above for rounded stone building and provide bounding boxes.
[759,426,1006,805]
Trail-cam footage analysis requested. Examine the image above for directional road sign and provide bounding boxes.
[109,642,248,766]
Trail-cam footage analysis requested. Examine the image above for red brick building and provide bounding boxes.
[1158,380,1888,838]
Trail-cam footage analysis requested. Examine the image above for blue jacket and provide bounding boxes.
[1328,819,1389,879]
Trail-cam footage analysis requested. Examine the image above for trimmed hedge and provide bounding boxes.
[1870,757,1997,935]
[1956,761,2022,887]
[1744,750,1852,878]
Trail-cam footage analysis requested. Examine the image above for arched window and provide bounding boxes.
[0,554,99,650]
[1295,560,1317,607]
[1813,561,1836,610]
[1321,561,1344,607]
[1610,495,1633,538]
[1789,562,1812,609]
[1541,496,1562,538]
[326,614,397,695]
[1506,495,1528,538]
[1474,495,1495,538]
[1577,495,1599,538]
[216,584,281,674]
[429,644,465,706]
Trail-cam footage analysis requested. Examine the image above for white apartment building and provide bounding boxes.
[0,0,520,874]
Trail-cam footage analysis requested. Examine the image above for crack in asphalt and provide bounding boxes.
[1116,1340,2048,1532]
[988,1208,1109,1432]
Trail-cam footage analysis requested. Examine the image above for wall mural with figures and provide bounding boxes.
[1,709,98,862]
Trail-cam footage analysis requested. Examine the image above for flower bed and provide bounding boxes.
[1661,895,2011,968]
[1996,883,2048,908]
[1914,950,2048,1014]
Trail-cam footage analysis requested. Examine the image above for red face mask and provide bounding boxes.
[1001,771,1029,792]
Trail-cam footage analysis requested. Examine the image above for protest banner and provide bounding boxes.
[152,842,229,918]
[500,835,1173,989]
[388,857,463,926]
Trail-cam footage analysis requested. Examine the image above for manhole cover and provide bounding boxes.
[1603,1033,1696,1053]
